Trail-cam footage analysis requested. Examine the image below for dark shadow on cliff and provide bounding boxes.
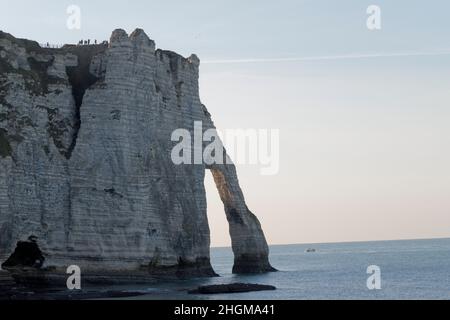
[1,236,45,270]
[64,45,106,159]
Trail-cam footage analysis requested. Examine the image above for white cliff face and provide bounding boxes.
[0,29,274,281]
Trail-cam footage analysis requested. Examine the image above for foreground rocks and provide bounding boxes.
[0,28,275,283]
[188,283,277,295]
[0,281,147,300]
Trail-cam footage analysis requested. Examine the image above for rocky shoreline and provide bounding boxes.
[1,271,276,300]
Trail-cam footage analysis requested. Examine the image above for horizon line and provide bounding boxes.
[211,236,450,249]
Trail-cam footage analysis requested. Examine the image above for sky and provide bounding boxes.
[1,0,449,247]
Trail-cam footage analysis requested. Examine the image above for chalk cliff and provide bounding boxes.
[0,29,275,282]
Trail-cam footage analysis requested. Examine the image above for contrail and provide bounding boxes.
[202,50,450,64]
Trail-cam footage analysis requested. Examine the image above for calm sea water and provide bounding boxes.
[125,238,450,300]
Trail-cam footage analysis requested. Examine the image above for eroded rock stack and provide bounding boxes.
[0,29,274,282]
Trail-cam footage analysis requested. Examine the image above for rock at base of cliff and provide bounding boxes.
[188,283,276,295]
[2,256,218,288]
[233,254,278,274]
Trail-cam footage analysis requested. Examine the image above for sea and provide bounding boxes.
[2,238,449,300]
[121,238,450,300]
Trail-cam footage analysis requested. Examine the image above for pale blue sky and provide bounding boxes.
[1,1,449,246]
[2,0,450,59]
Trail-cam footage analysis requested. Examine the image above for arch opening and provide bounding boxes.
[204,170,232,274]
[204,166,276,274]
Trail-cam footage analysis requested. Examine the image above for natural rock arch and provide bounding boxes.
[207,165,276,273]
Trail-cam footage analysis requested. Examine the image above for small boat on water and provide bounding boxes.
[305,248,316,253]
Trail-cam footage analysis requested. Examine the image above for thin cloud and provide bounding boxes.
[202,50,450,64]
